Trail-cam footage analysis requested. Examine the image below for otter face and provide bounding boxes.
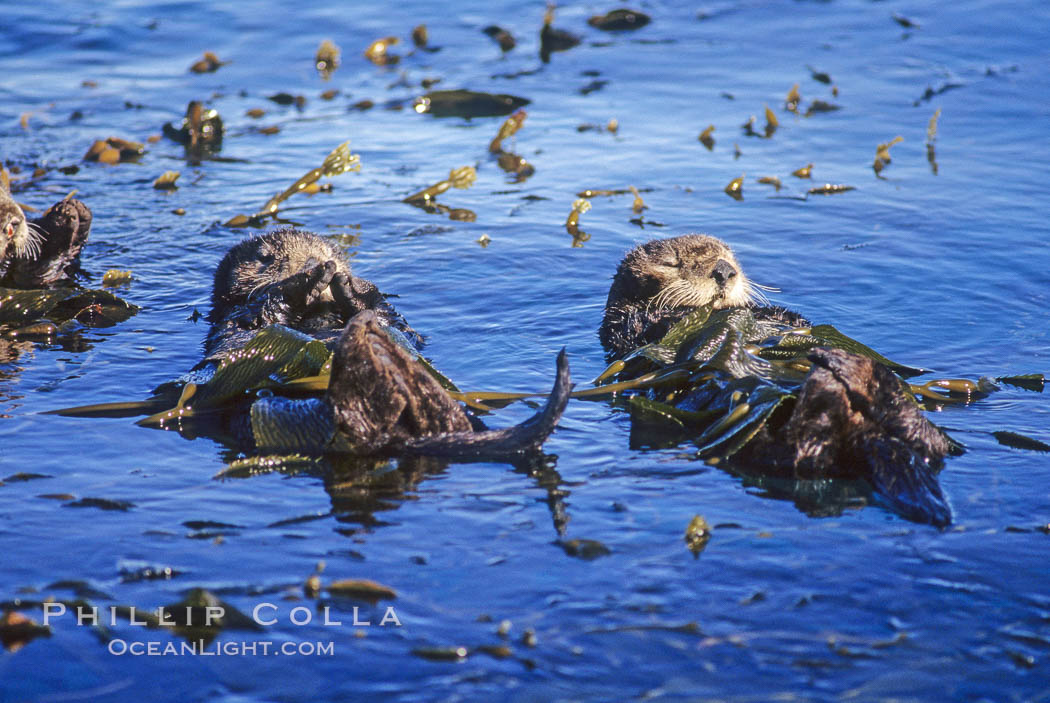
[1,191,39,261]
[608,234,753,312]
[212,228,350,307]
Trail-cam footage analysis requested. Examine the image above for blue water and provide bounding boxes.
[2,1,1049,700]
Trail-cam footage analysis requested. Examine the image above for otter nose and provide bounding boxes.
[710,259,737,289]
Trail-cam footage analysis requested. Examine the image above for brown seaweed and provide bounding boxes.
[226,142,360,226]
[588,8,651,31]
[483,25,516,52]
[699,124,715,150]
[873,136,903,177]
[315,39,340,79]
[785,83,801,114]
[489,109,527,153]
[83,137,145,164]
[413,89,529,118]
[540,4,581,63]
[792,163,813,179]
[162,101,223,153]
[403,166,476,205]
[364,36,400,66]
[189,51,227,74]
[724,174,744,200]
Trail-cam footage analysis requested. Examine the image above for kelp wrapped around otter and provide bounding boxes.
[143,228,571,459]
[600,234,959,526]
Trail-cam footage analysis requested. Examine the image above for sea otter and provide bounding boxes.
[600,234,955,525]
[0,187,91,289]
[204,228,422,362]
[186,228,571,458]
[600,234,806,358]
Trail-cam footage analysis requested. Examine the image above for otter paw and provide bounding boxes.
[331,272,382,318]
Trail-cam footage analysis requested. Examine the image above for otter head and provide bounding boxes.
[0,188,41,262]
[606,234,754,313]
[211,228,351,309]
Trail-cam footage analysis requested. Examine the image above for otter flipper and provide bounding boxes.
[404,349,572,458]
[787,348,953,526]
[862,436,952,527]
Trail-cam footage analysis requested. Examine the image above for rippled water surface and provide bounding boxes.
[2,1,1049,700]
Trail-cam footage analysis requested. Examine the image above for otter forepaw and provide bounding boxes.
[330,272,382,318]
[271,259,336,308]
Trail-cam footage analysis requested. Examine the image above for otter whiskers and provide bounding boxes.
[15,220,44,259]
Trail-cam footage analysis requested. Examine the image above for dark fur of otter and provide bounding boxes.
[602,234,954,525]
[205,228,421,361]
[201,228,571,458]
[0,190,91,289]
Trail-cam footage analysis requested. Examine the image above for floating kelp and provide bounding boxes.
[315,39,340,78]
[162,101,223,153]
[496,152,535,181]
[411,24,431,49]
[413,89,529,118]
[996,373,1044,393]
[540,4,581,63]
[83,137,144,164]
[804,100,841,116]
[588,8,651,31]
[892,12,919,29]
[873,136,903,176]
[489,109,527,153]
[807,184,855,196]
[724,174,744,200]
[225,141,361,226]
[741,115,757,137]
[0,611,50,653]
[101,269,133,286]
[152,170,179,190]
[698,124,715,150]
[785,83,801,114]
[268,92,306,108]
[908,377,997,408]
[684,514,712,555]
[576,187,647,198]
[403,166,476,205]
[763,105,778,137]
[577,118,619,134]
[0,287,138,337]
[483,25,516,52]
[757,176,781,192]
[806,65,832,84]
[559,538,611,559]
[328,578,397,601]
[926,108,941,175]
[792,163,813,179]
[364,36,400,65]
[565,198,591,242]
[189,51,227,73]
[992,431,1050,453]
[629,186,647,213]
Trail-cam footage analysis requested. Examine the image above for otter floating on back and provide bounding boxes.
[600,234,955,526]
[186,228,571,458]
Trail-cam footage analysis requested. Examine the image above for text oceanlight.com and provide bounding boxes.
[108,640,335,657]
